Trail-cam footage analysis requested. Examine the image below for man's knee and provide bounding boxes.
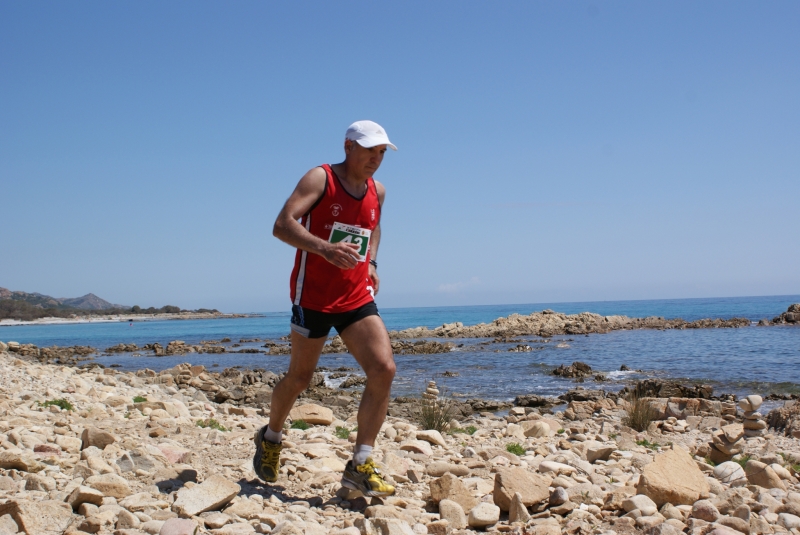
[367,357,396,383]
[282,370,315,393]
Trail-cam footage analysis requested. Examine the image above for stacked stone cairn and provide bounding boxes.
[708,422,745,465]
[706,394,767,464]
[423,380,440,408]
[740,394,768,437]
[720,400,738,422]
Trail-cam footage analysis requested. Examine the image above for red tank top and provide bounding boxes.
[289,164,381,313]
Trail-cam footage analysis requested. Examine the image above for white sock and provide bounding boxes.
[263,425,282,444]
[353,444,373,466]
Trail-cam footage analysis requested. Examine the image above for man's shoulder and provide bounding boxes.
[373,179,386,201]
[305,165,328,179]
[297,166,329,189]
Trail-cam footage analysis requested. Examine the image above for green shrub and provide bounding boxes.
[704,456,717,467]
[335,426,352,439]
[133,396,147,403]
[38,399,74,411]
[636,439,660,450]
[196,418,227,432]
[623,394,656,432]
[557,428,565,434]
[734,454,752,469]
[506,443,525,456]
[290,420,310,430]
[450,425,478,435]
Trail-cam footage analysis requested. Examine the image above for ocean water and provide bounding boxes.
[2,295,799,402]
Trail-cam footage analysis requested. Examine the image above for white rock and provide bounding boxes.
[523,421,550,438]
[538,461,575,475]
[416,430,447,447]
[288,404,333,426]
[622,494,658,516]
[770,463,793,480]
[371,518,415,535]
[737,395,762,412]
[713,461,746,484]
[399,440,433,456]
[504,423,525,440]
[467,502,500,528]
[172,475,241,517]
[438,499,466,529]
[778,513,800,530]
[140,520,165,534]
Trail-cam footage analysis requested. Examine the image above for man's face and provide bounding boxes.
[345,140,387,176]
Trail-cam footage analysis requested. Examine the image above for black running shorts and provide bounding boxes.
[290,301,379,339]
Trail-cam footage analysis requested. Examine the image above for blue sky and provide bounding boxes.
[2,2,798,312]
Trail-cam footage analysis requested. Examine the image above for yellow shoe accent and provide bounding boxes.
[341,457,396,497]
[252,425,282,483]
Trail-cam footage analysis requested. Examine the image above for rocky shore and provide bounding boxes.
[0,312,259,328]
[388,310,753,340]
[1,343,800,535]
[10,304,800,365]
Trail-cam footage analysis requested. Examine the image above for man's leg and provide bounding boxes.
[253,331,326,483]
[339,315,396,448]
[338,314,397,496]
[268,331,327,433]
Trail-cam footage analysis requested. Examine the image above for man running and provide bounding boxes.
[253,120,397,497]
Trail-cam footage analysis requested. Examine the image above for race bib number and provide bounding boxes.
[328,222,371,262]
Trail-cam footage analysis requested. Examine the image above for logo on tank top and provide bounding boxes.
[331,204,342,217]
[371,209,375,222]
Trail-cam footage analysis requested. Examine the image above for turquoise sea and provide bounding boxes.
[2,295,799,402]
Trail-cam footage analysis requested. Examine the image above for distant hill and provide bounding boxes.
[0,287,127,310]
[58,293,127,310]
[0,286,217,321]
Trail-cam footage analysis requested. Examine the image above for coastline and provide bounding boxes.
[0,304,797,401]
[0,311,262,327]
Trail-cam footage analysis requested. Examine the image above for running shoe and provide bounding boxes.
[341,457,396,497]
[252,425,282,483]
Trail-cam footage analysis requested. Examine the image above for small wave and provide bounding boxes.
[321,372,347,389]
[606,370,639,379]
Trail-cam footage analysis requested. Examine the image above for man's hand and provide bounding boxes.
[322,242,361,270]
[369,263,380,296]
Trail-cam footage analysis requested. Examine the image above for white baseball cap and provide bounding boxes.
[345,120,397,151]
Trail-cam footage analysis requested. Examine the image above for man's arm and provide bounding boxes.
[273,167,360,270]
[368,181,386,295]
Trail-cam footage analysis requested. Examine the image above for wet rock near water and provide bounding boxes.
[389,309,752,339]
[3,343,96,366]
[619,378,715,400]
[552,361,594,379]
[767,303,800,326]
[768,401,800,439]
[390,340,456,355]
[513,394,561,409]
